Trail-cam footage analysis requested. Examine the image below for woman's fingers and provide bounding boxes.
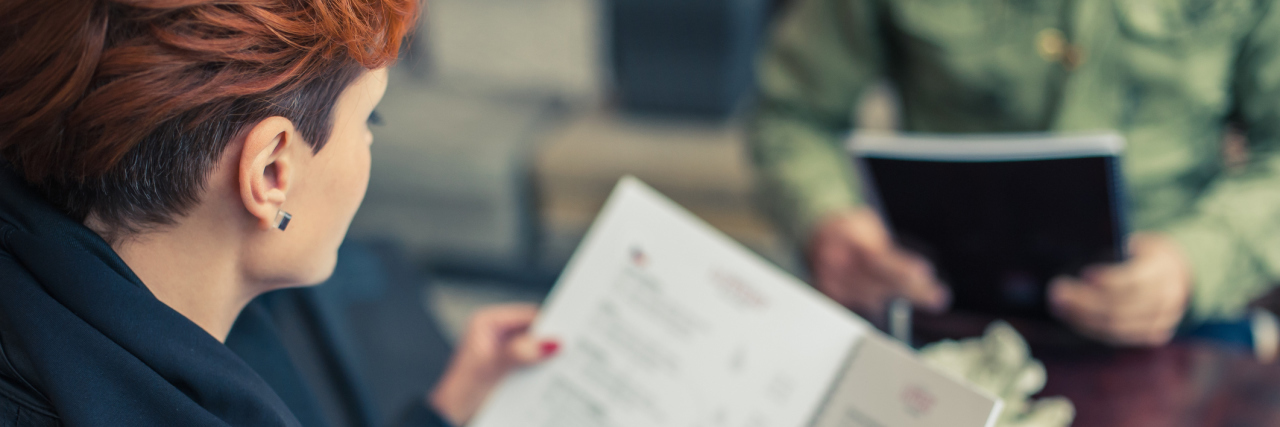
[470,304,539,335]
[430,304,557,426]
[467,304,563,368]
[466,304,538,354]
[505,334,559,366]
[469,304,559,367]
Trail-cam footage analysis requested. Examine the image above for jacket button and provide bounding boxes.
[1038,28,1085,70]
[1037,28,1067,61]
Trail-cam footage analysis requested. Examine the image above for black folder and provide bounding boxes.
[850,133,1129,319]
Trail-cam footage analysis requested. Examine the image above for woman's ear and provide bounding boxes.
[238,116,300,230]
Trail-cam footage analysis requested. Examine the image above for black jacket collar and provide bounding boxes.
[0,167,301,426]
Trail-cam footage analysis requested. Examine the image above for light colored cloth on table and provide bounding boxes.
[919,321,1074,427]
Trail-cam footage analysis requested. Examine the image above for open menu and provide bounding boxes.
[470,177,1002,427]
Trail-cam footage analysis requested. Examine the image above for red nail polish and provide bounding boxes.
[540,340,560,357]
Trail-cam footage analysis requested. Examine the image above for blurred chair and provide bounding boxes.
[607,0,769,118]
[347,70,567,285]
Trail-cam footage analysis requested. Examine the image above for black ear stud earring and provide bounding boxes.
[275,210,292,231]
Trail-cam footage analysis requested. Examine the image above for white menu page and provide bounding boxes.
[812,334,1004,427]
[469,177,1000,427]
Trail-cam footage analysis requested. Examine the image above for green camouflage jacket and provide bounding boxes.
[748,0,1280,321]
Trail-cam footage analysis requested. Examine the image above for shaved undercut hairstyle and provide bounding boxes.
[0,0,419,237]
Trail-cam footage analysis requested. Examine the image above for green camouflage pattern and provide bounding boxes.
[748,0,1280,321]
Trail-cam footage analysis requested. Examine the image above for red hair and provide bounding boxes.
[0,0,418,233]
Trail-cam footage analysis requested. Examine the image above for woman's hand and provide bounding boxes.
[1049,233,1193,346]
[428,304,558,425]
[808,208,951,320]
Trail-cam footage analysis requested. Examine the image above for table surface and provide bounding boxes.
[915,313,1280,427]
[1039,343,1280,426]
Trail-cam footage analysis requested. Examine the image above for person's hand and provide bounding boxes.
[1049,233,1193,346]
[807,207,950,320]
[428,304,558,425]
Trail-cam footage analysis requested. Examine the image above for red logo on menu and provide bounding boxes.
[901,385,936,417]
[711,270,768,309]
[630,247,648,267]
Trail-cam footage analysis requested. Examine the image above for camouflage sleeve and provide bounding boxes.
[1164,0,1280,321]
[746,0,886,244]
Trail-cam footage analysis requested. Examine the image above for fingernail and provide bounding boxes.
[539,340,560,357]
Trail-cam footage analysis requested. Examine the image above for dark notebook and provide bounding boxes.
[850,133,1129,319]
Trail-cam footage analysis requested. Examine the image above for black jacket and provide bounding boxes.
[0,168,451,427]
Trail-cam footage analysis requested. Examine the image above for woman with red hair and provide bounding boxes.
[0,1,550,426]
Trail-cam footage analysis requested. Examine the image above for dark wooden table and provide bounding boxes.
[1039,343,1280,427]
[916,313,1280,426]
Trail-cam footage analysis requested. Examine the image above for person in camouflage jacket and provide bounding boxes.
[748,0,1280,346]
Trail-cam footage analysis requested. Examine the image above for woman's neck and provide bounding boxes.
[94,217,255,343]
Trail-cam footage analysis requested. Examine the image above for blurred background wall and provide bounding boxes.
[342,0,892,335]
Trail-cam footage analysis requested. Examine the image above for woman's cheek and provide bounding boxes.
[333,142,371,235]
